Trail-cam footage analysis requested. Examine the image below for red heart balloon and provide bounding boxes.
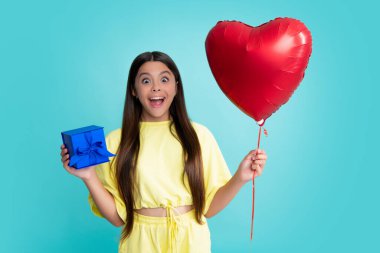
[205,18,312,125]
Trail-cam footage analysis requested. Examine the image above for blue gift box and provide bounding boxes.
[61,125,116,169]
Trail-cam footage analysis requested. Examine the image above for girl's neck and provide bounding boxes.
[140,115,173,123]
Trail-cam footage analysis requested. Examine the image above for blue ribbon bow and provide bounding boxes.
[69,131,115,167]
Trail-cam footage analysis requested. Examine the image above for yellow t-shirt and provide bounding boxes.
[88,120,232,221]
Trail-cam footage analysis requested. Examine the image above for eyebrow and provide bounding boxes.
[138,70,172,78]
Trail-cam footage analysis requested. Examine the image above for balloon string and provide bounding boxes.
[251,125,262,240]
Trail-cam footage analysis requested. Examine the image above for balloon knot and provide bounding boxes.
[257,119,265,126]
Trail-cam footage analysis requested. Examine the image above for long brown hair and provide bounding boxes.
[112,51,205,241]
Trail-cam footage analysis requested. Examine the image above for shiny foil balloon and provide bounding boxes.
[205,18,312,125]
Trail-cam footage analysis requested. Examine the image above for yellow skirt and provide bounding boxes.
[118,209,211,253]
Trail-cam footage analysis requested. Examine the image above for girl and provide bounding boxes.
[60,51,267,253]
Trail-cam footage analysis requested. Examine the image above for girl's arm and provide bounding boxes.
[61,144,124,227]
[205,149,267,218]
[83,171,125,227]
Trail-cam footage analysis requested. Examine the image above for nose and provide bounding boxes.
[152,81,160,92]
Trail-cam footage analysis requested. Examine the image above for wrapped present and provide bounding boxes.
[61,125,116,169]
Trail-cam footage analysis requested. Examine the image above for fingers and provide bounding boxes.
[252,159,266,166]
[60,144,78,174]
[251,149,265,153]
[60,144,71,167]
[244,149,265,160]
[61,154,70,168]
[60,144,68,157]
[60,149,66,157]
[248,149,266,155]
[251,163,263,176]
[60,144,66,154]
[62,156,76,172]
[251,154,267,161]
[249,149,267,177]
[250,149,267,161]
[243,151,255,162]
[256,167,263,177]
[61,153,69,163]
[61,150,69,159]
[256,149,266,157]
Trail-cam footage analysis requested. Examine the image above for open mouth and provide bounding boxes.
[149,96,166,108]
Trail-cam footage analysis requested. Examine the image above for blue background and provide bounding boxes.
[1,0,379,252]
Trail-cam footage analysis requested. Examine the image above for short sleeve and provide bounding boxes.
[87,130,127,222]
[197,124,232,215]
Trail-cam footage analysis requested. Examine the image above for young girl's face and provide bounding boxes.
[133,61,177,122]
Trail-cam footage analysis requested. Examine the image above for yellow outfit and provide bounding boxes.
[88,120,232,252]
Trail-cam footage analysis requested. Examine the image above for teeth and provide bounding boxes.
[150,97,165,101]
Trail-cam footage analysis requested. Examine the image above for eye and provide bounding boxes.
[142,78,150,84]
[161,76,169,83]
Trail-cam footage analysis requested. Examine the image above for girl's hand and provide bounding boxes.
[60,144,97,181]
[236,149,267,184]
